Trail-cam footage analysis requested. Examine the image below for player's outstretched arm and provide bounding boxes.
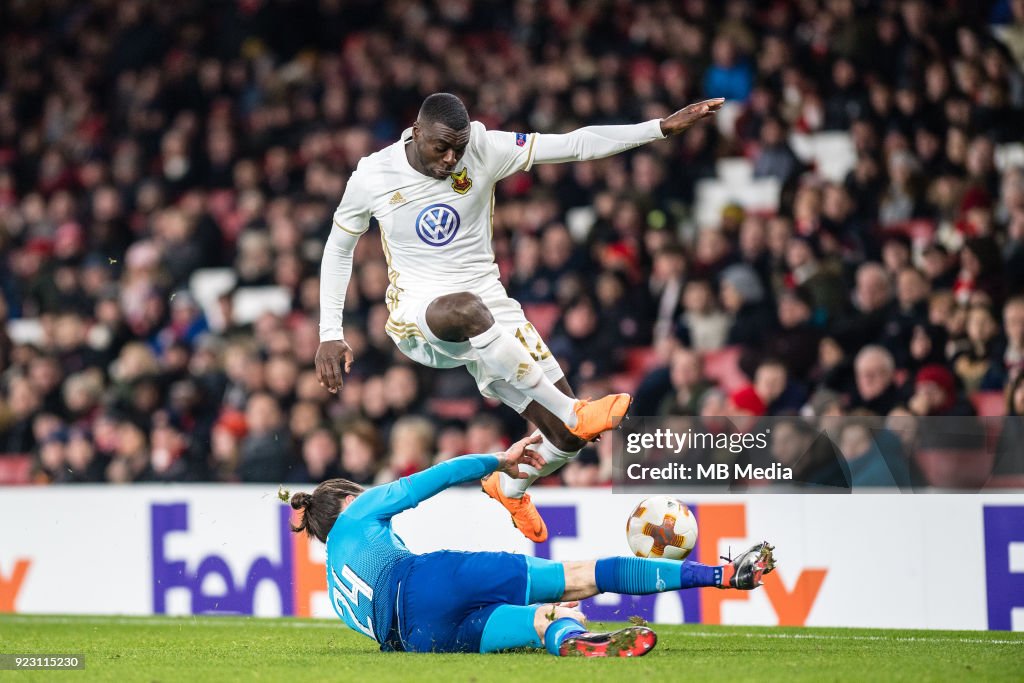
[528,98,724,166]
[347,436,546,521]
[657,98,725,136]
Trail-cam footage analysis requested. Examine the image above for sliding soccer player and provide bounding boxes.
[317,93,725,542]
[289,435,775,657]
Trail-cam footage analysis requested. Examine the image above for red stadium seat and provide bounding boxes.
[624,346,660,375]
[702,346,748,392]
[426,398,480,421]
[913,448,995,489]
[986,475,1024,488]
[0,454,33,485]
[522,303,561,339]
[883,219,937,246]
[610,372,641,394]
[970,391,1006,417]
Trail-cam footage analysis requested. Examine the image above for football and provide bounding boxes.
[626,495,698,559]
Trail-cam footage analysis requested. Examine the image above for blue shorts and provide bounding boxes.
[395,550,562,653]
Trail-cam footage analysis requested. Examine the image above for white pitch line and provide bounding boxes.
[0,616,341,629]
[1,616,1021,646]
[682,631,1024,646]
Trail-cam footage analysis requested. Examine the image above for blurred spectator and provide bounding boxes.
[378,416,434,484]
[836,419,906,487]
[238,393,290,482]
[659,347,712,416]
[850,346,902,415]
[950,305,1002,392]
[704,35,753,102]
[339,419,381,485]
[677,279,730,352]
[908,364,975,417]
[753,118,802,184]
[286,428,342,484]
[209,409,246,483]
[831,263,895,353]
[0,0,1020,489]
[0,375,41,452]
[720,264,774,347]
[465,415,507,455]
[766,287,821,382]
[993,372,1024,475]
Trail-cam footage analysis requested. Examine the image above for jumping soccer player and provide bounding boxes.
[289,434,776,657]
[316,93,726,542]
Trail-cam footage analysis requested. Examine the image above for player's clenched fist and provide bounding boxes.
[315,340,354,394]
[659,98,725,136]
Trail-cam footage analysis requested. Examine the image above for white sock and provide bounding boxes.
[469,324,577,426]
[501,431,581,498]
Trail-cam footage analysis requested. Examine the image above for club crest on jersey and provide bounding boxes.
[415,203,461,247]
[449,167,472,194]
[516,133,527,147]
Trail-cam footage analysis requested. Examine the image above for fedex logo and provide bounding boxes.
[983,506,1024,631]
[0,558,31,613]
[151,504,327,616]
[536,503,827,626]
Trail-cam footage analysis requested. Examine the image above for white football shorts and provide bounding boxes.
[384,279,563,413]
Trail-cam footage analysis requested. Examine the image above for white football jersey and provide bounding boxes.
[331,122,537,311]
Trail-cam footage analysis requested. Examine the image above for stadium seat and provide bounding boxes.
[811,132,856,182]
[789,133,816,163]
[426,398,480,421]
[995,142,1024,172]
[189,268,238,329]
[565,205,596,242]
[913,448,995,489]
[232,286,293,324]
[882,219,936,246]
[701,346,748,392]
[610,372,641,394]
[986,474,1024,488]
[715,157,754,185]
[694,177,780,228]
[0,454,33,485]
[6,318,45,346]
[523,303,561,339]
[715,101,744,139]
[624,346,660,376]
[970,391,1006,417]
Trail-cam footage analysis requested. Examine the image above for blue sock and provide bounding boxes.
[544,617,587,656]
[479,605,543,653]
[594,557,722,594]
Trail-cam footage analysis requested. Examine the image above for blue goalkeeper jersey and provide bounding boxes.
[324,453,499,649]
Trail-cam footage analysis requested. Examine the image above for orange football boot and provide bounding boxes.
[566,393,633,441]
[481,472,548,543]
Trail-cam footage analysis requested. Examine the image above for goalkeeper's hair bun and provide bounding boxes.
[290,492,313,511]
[288,479,365,543]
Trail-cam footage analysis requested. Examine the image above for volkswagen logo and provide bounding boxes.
[415,203,461,247]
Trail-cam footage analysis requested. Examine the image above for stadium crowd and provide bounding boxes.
[1,0,1023,487]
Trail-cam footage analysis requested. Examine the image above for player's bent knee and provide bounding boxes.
[426,292,494,341]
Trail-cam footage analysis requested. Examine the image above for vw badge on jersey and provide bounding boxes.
[415,203,461,247]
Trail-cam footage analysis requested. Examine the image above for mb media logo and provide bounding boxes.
[415,203,461,247]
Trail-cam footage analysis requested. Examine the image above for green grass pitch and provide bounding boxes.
[1,614,1021,682]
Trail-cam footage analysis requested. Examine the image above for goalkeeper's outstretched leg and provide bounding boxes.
[399,543,776,657]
